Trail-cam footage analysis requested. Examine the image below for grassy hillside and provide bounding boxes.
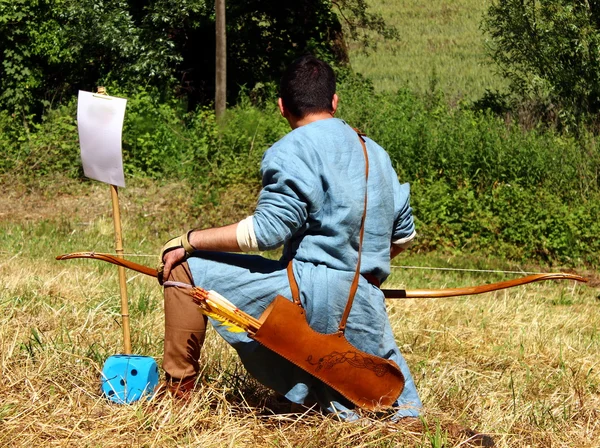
[349,0,506,99]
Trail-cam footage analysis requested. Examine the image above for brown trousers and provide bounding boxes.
[163,262,207,381]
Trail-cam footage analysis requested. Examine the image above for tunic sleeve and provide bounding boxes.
[252,148,315,251]
[392,181,416,245]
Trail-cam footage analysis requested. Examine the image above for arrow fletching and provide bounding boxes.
[189,288,261,334]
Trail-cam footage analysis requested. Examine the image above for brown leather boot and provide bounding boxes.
[154,376,198,400]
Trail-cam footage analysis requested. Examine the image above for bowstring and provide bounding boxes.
[390,265,547,275]
[83,252,157,258]
[39,250,550,275]
[0,251,156,258]
[107,253,156,258]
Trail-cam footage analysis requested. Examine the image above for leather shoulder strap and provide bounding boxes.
[338,132,369,333]
[286,131,370,333]
[287,258,301,304]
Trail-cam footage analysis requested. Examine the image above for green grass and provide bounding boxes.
[349,0,507,99]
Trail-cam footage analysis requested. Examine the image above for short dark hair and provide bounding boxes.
[279,55,336,118]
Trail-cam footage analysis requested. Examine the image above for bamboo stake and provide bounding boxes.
[98,86,132,355]
[110,184,132,354]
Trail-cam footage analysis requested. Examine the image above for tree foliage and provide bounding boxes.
[0,0,180,114]
[0,0,396,114]
[482,0,600,123]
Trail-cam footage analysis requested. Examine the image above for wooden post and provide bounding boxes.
[98,86,132,355]
[215,0,226,118]
[110,185,132,354]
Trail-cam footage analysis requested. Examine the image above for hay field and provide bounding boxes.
[1,179,598,447]
[348,0,505,99]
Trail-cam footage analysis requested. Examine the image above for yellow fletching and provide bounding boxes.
[190,287,259,334]
[201,309,246,333]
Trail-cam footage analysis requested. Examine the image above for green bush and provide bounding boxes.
[0,110,16,172]
[0,102,80,178]
[412,180,600,266]
[336,83,600,266]
[121,88,194,178]
[211,98,288,186]
[2,82,599,267]
[340,87,600,201]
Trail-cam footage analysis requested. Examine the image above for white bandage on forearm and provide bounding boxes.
[392,230,417,250]
[236,215,259,252]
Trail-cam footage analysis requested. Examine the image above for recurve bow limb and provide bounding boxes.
[382,272,587,299]
[56,252,158,277]
[56,252,588,298]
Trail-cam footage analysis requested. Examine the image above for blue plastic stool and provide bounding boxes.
[101,354,159,403]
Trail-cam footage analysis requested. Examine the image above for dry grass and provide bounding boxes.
[1,178,599,447]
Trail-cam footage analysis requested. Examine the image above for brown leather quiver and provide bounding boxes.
[250,295,404,409]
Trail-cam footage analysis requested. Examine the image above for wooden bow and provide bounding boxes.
[55,251,588,298]
[56,252,158,277]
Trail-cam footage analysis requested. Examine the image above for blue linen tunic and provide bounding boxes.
[187,118,422,419]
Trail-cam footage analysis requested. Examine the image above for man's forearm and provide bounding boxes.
[187,223,241,252]
[390,230,416,260]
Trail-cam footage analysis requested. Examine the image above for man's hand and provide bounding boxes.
[157,232,196,284]
[159,247,186,284]
[157,223,242,284]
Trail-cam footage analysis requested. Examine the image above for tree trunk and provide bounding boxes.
[215,0,226,119]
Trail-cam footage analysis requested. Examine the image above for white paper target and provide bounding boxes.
[77,91,127,187]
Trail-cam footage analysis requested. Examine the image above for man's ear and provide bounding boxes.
[331,93,339,115]
[278,98,286,117]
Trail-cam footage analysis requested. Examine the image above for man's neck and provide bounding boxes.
[288,111,335,129]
